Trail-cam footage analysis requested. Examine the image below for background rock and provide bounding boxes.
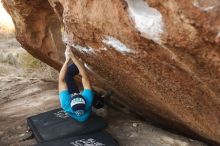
[2,0,220,145]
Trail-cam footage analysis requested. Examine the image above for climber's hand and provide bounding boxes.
[64,46,73,60]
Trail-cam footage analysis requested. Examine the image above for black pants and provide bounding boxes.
[65,64,104,109]
[65,64,80,94]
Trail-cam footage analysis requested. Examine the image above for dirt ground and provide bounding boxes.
[0,77,59,146]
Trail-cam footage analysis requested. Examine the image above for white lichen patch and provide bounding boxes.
[100,47,108,51]
[71,44,95,54]
[62,30,74,45]
[102,36,134,54]
[193,0,217,12]
[62,29,97,54]
[94,47,108,53]
[84,63,92,71]
[125,0,164,43]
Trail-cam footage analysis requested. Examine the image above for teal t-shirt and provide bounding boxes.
[59,89,93,122]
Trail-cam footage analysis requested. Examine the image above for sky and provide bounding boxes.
[0,1,14,30]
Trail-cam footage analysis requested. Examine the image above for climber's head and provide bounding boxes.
[70,93,86,116]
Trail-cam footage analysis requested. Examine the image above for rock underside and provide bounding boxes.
[2,0,220,145]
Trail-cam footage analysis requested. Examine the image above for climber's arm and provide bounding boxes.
[59,60,68,92]
[68,47,91,90]
[58,50,70,92]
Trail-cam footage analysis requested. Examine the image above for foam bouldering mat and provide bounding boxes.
[27,108,107,143]
[35,131,118,146]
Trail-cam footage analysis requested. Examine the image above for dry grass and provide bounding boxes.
[18,51,58,80]
[0,50,58,80]
[0,27,14,39]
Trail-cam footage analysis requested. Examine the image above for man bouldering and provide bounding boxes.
[58,45,94,122]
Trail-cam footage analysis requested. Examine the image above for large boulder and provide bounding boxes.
[2,0,220,145]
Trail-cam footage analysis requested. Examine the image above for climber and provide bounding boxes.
[58,45,94,122]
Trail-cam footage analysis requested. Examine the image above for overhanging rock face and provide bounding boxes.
[2,0,220,145]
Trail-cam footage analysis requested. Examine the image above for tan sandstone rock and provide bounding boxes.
[2,0,220,145]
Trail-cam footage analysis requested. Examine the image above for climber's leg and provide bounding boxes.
[65,64,80,94]
[93,91,113,109]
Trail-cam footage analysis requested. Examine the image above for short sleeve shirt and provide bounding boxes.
[59,89,94,122]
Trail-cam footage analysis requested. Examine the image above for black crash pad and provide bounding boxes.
[27,108,107,143]
[35,131,118,146]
